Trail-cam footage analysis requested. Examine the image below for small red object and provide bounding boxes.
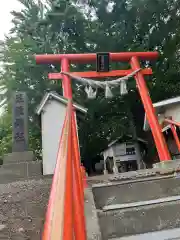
[81,165,87,188]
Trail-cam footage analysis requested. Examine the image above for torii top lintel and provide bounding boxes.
[35,51,159,64]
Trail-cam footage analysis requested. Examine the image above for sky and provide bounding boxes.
[0,0,22,40]
[0,0,22,114]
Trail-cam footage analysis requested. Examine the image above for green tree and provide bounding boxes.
[0,110,12,158]
[1,0,180,164]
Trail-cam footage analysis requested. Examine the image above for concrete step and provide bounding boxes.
[85,188,102,240]
[0,177,51,239]
[92,175,180,209]
[88,169,158,185]
[98,199,180,240]
[110,227,180,240]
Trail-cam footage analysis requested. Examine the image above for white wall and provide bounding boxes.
[164,104,180,122]
[113,143,126,157]
[157,104,180,124]
[41,100,66,175]
[103,147,113,160]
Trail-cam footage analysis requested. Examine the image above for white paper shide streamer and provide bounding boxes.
[85,85,97,99]
[61,69,141,99]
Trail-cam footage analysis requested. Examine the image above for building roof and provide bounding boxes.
[143,96,180,131]
[36,91,88,115]
[107,135,147,148]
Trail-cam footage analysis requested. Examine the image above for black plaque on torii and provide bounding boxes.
[96,52,110,72]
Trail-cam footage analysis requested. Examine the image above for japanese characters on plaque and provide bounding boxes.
[12,92,28,152]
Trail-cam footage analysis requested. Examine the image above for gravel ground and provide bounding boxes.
[0,177,52,240]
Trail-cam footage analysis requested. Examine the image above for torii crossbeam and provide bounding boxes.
[35,51,171,162]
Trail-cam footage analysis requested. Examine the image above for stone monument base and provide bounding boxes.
[3,151,34,163]
[0,151,42,184]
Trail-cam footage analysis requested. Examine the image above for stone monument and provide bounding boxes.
[12,92,28,152]
[0,91,42,184]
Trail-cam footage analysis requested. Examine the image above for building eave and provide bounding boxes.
[36,92,87,115]
[107,134,147,148]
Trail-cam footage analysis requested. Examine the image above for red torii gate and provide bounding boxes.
[35,51,171,162]
[163,118,180,152]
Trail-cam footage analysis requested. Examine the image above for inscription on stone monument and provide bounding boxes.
[12,92,28,152]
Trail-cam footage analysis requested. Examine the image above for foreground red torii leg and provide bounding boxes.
[130,56,171,161]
